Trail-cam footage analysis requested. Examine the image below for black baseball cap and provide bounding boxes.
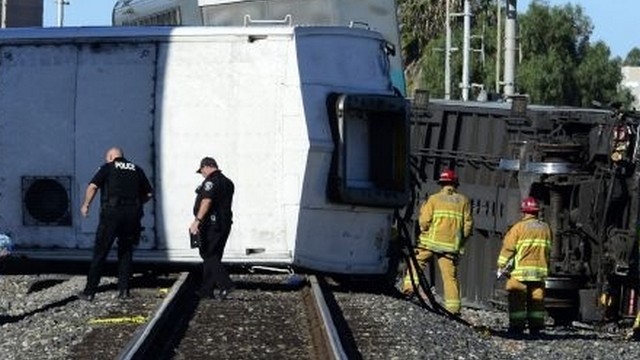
[196,157,218,173]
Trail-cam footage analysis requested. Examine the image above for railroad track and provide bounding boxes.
[0,271,363,359]
[118,273,359,360]
[4,271,637,360]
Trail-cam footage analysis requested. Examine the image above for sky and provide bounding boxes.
[43,0,638,58]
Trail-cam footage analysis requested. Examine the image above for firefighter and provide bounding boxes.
[402,168,473,315]
[497,197,552,336]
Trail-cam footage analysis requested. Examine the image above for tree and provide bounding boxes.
[398,0,462,67]
[399,0,497,98]
[518,1,627,106]
[516,2,590,105]
[399,0,631,107]
[398,0,463,93]
[575,42,624,106]
[623,48,640,66]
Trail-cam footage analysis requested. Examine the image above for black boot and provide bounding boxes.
[507,326,524,339]
[195,288,216,299]
[77,291,95,302]
[218,287,235,300]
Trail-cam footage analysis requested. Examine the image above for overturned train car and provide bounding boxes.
[410,95,639,322]
[0,26,409,275]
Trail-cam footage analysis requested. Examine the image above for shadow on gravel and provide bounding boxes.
[230,279,307,292]
[27,279,67,294]
[0,295,78,325]
[490,328,603,341]
[129,273,177,289]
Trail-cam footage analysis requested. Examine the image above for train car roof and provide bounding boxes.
[0,25,385,44]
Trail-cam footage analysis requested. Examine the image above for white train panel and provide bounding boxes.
[0,26,408,274]
[113,0,406,93]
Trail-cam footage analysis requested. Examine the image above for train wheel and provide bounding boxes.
[546,289,580,326]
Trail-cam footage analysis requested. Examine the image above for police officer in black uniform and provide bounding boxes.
[78,147,153,301]
[189,157,235,299]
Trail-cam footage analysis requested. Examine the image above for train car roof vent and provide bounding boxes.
[22,176,72,227]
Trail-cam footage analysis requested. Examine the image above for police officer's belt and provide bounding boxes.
[106,198,140,207]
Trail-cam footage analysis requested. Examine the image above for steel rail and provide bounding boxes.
[116,271,192,360]
[307,275,349,360]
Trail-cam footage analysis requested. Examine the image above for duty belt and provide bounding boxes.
[106,198,140,207]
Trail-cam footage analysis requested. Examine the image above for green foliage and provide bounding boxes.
[399,0,499,99]
[575,42,623,106]
[624,48,640,66]
[398,0,461,67]
[399,0,632,107]
[518,52,575,105]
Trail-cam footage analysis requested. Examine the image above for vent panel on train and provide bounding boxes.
[22,176,72,226]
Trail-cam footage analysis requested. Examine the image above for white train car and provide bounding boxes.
[0,25,409,274]
[112,0,406,94]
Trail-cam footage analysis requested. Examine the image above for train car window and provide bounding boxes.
[327,94,409,207]
[122,8,181,26]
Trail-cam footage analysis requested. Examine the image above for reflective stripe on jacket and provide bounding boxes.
[497,214,552,282]
[418,186,473,254]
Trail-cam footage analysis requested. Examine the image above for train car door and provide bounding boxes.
[75,42,157,250]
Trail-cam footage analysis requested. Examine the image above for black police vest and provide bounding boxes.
[103,159,142,207]
[193,171,234,225]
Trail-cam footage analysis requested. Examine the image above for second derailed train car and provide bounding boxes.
[410,95,639,322]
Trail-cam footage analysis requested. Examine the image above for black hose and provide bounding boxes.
[393,209,471,327]
[394,209,437,312]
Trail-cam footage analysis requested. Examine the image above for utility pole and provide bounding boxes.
[57,0,69,27]
[444,0,452,100]
[503,0,517,97]
[496,0,502,93]
[461,0,471,101]
[1,0,7,28]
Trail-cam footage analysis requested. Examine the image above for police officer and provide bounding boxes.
[497,197,552,336]
[401,168,473,315]
[78,147,153,301]
[189,157,235,300]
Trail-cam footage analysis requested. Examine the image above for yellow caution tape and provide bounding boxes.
[89,315,147,325]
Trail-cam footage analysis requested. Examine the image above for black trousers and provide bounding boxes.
[198,223,233,292]
[84,205,141,295]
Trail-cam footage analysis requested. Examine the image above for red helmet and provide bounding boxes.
[520,197,540,213]
[438,169,458,184]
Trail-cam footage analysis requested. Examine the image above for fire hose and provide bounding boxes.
[394,209,471,327]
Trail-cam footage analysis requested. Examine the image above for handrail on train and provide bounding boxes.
[244,14,292,27]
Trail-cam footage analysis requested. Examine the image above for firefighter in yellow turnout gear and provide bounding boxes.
[497,197,552,336]
[402,169,473,315]
[633,310,640,341]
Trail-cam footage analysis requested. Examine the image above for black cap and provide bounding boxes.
[196,157,218,173]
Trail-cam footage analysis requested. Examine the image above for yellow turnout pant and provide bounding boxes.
[402,247,461,314]
[505,278,545,331]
